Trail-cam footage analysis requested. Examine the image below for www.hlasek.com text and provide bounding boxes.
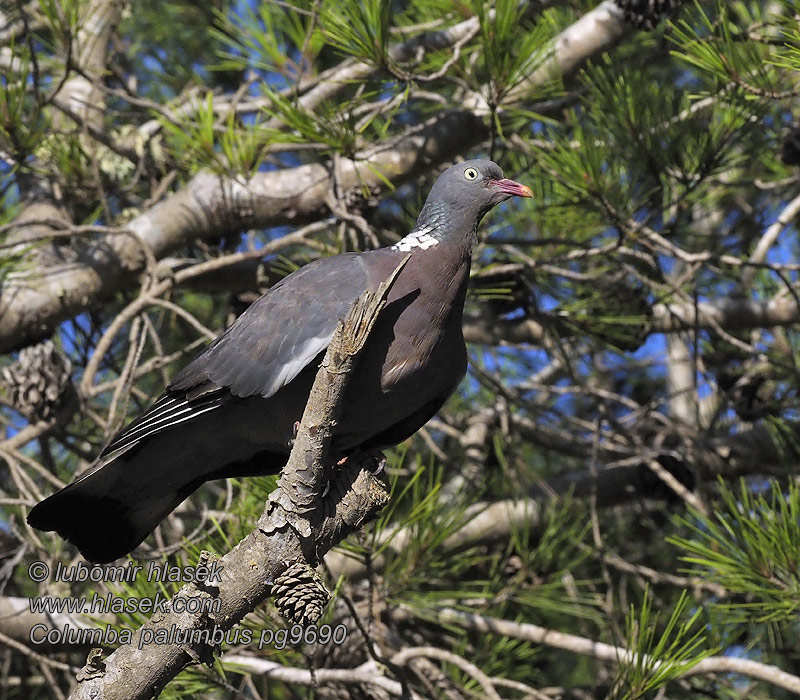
[30,590,219,616]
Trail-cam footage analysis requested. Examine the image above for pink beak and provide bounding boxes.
[491,178,533,198]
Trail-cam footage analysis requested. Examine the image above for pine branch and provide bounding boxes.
[463,294,800,344]
[417,607,800,695]
[326,417,800,581]
[64,272,400,700]
[0,1,636,353]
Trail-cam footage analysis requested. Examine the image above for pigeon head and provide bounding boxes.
[402,159,532,251]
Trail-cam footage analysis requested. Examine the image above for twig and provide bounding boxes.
[390,646,503,700]
[79,220,332,398]
[599,550,726,597]
[0,629,76,674]
[222,657,425,699]
[741,190,800,288]
[642,457,709,516]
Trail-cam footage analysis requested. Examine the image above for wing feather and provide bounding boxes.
[101,389,226,458]
[169,253,371,399]
[99,253,372,462]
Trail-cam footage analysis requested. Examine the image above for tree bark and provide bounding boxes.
[64,272,400,699]
[1,1,632,354]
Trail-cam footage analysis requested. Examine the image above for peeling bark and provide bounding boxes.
[64,277,398,700]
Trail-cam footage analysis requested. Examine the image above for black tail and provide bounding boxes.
[28,488,163,564]
[28,443,287,564]
[27,455,200,564]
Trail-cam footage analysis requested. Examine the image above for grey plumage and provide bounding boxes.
[27,159,532,563]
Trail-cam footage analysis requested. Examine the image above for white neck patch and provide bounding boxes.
[391,224,440,252]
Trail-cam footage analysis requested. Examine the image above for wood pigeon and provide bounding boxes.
[27,159,533,563]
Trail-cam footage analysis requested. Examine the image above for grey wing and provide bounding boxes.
[98,254,370,460]
[168,252,371,399]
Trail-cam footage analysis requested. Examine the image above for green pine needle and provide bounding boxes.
[670,478,800,624]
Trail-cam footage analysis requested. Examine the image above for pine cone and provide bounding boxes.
[616,0,684,30]
[1,340,73,421]
[272,562,331,625]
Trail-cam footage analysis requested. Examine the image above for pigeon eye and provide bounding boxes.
[463,167,479,181]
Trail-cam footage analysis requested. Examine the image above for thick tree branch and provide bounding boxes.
[0,111,481,353]
[64,276,399,699]
[462,294,800,347]
[1,1,632,354]
[508,0,628,103]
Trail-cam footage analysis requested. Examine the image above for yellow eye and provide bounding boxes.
[464,167,479,181]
